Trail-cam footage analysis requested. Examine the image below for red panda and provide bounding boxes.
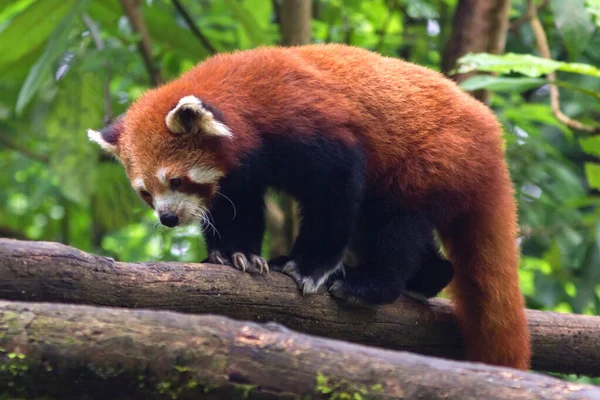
[88,44,530,369]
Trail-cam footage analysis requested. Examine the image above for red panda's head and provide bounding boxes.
[88,94,234,228]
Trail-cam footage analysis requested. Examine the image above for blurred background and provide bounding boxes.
[0,0,599,323]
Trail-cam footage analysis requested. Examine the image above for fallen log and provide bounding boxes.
[1,239,599,377]
[0,300,599,399]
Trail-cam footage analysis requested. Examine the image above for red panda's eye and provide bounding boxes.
[170,178,182,190]
[140,190,151,198]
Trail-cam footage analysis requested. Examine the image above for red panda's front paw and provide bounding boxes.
[207,250,269,275]
[275,259,344,295]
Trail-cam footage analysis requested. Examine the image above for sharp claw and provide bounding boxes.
[261,259,269,274]
[209,250,225,265]
[328,280,343,295]
[233,253,247,272]
[251,256,269,274]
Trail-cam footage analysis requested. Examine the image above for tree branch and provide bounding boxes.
[1,300,600,399]
[1,238,600,377]
[171,0,217,55]
[527,0,600,133]
[0,132,49,164]
[510,0,548,32]
[120,0,162,86]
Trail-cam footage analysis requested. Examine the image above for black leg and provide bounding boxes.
[202,184,268,274]
[329,196,450,305]
[268,149,366,294]
[269,167,365,292]
[405,241,454,298]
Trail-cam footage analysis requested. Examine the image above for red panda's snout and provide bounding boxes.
[132,166,224,228]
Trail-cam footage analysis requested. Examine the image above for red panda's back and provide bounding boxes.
[151,44,506,206]
[286,44,506,203]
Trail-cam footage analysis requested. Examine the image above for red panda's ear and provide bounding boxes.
[87,116,124,155]
[165,95,232,138]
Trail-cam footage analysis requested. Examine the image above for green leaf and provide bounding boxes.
[584,163,600,190]
[16,0,93,114]
[223,0,267,48]
[459,75,545,92]
[457,52,600,78]
[579,136,600,157]
[0,0,74,77]
[551,0,595,60]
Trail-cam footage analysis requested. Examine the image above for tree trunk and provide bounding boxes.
[1,300,599,400]
[280,0,312,46]
[1,239,599,377]
[441,0,511,102]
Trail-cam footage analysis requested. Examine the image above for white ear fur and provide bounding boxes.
[165,95,232,138]
[87,129,118,154]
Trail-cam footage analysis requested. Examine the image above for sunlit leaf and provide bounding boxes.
[579,136,600,157]
[551,0,595,60]
[460,75,546,92]
[16,0,93,114]
[457,52,600,78]
[584,162,600,190]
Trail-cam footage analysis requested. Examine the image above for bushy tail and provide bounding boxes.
[439,172,531,369]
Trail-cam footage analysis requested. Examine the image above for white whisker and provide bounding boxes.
[215,191,237,219]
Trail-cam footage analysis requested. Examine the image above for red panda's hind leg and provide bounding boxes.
[328,194,451,305]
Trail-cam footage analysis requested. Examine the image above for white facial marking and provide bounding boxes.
[165,95,233,138]
[154,191,205,226]
[87,129,117,153]
[189,166,224,184]
[156,168,168,185]
[133,178,146,192]
[177,95,202,107]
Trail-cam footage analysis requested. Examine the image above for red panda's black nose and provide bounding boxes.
[159,212,179,227]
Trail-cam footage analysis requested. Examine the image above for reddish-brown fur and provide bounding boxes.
[115,44,530,369]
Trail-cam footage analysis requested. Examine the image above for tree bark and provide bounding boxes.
[280,0,312,46]
[1,300,599,400]
[1,239,600,377]
[441,0,511,102]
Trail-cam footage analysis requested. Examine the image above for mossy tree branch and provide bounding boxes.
[1,239,600,377]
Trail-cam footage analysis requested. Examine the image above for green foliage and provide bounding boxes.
[459,75,547,92]
[550,0,595,60]
[0,0,599,339]
[457,52,600,78]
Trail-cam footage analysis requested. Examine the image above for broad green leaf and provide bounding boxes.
[551,0,595,60]
[457,52,600,78]
[0,0,35,33]
[16,0,93,114]
[0,0,74,74]
[584,162,600,190]
[459,75,545,92]
[579,136,600,157]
